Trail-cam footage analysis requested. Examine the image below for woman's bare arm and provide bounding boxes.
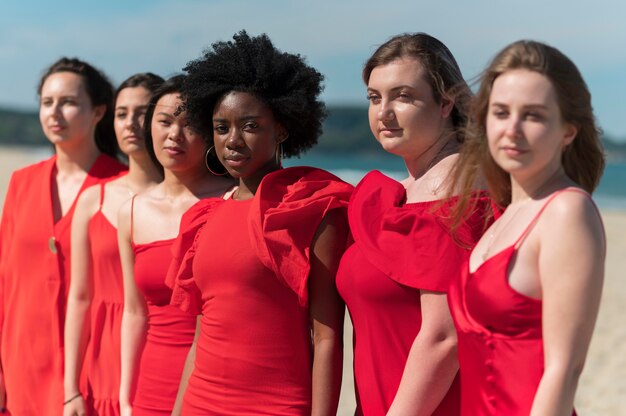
[309,209,349,416]
[118,199,148,415]
[530,192,605,416]
[64,186,100,416]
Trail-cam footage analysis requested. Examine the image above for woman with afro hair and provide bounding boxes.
[166,31,353,415]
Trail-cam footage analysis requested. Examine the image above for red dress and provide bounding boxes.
[448,189,588,415]
[83,183,126,415]
[130,200,196,415]
[0,155,126,415]
[336,170,490,415]
[167,167,353,415]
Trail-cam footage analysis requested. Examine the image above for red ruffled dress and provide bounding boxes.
[130,200,196,415]
[336,170,491,415]
[0,155,126,415]
[447,189,591,415]
[166,167,353,415]
[82,183,126,415]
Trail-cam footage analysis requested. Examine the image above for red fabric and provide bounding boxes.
[167,167,352,414]
[83,185,125,416]
[250,166,353,306]
[165,198,224,315]
[131,239,196,415]
[336,170,490,415]
[448,189,586,415]
[0,155,126,415]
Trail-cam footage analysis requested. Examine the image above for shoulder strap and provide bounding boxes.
[223,186,237,200]
[130,194,137,244]
[98,183,105,210]
[513,187,589,249]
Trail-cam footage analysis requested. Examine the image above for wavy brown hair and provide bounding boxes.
[450,40,605,227]
[363,32,472,140]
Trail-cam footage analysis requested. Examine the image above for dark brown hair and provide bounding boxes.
[38,57,119,158]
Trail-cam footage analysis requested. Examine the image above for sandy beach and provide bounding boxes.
[0,145,623,415]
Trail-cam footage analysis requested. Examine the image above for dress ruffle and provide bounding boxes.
[249,167,353,306]
[350,170,491,292]
[166,198,225,315]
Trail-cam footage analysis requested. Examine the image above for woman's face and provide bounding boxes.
[114,86,151,156]
[151,93,206,172]
[486,69,576,179]
[212,91,285,180]
[366,58,452,159]
[39,71,104,148]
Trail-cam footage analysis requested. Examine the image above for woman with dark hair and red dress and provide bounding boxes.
[116,75,234,416]
[167,31,352,415]
[448,40,605,415]
[64,72,164,416]
[335,33,491,415]
[0,57,127,415]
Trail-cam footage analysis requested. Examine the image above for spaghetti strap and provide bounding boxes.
[513,187,590,249]
[222,186,237,200]
[130,194,137,245]
[98,183,105,210]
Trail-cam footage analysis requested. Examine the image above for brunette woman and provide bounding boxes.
[0,57,126,415]
[335,33,491,415]
[64,73,164,416]
[117,75,233,415]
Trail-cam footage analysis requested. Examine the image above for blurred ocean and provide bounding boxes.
[285,151,626,211]
[8,146,625,210]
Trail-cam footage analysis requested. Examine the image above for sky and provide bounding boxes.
[2,0,626,140]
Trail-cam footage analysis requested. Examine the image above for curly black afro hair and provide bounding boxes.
[181,30,326,158]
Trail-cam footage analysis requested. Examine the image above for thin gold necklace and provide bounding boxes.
[482,199,529,261]
[124,177,137,197]
[481,169,563,261]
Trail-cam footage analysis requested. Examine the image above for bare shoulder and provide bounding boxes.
[545,189,601,221]
[541,188,605,244]
[75,185,101,215]
[117,194,134,229]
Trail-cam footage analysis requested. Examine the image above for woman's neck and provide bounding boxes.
[54,141,101,175]
[126,152,162,188]
[235,161,281,200]
[161,167,212,199]
[404,133,458,181]
[510,164,569,203]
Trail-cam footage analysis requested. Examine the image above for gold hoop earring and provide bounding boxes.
[275,142,283,167]
[205,146,228,176]
[275,134,288,167]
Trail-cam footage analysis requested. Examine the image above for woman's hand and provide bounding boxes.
[0,372,6,412]
[120,402,133,416]
[62,395,86,416]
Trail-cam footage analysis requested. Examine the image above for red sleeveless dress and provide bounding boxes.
[84,183,126,415]
[336,170,491,415]
[0,155,125,415]
[130,199,196,415]
[448,189,592,415]
[166,167,353,415]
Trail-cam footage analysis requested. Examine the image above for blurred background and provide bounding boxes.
[1,1,625,414]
